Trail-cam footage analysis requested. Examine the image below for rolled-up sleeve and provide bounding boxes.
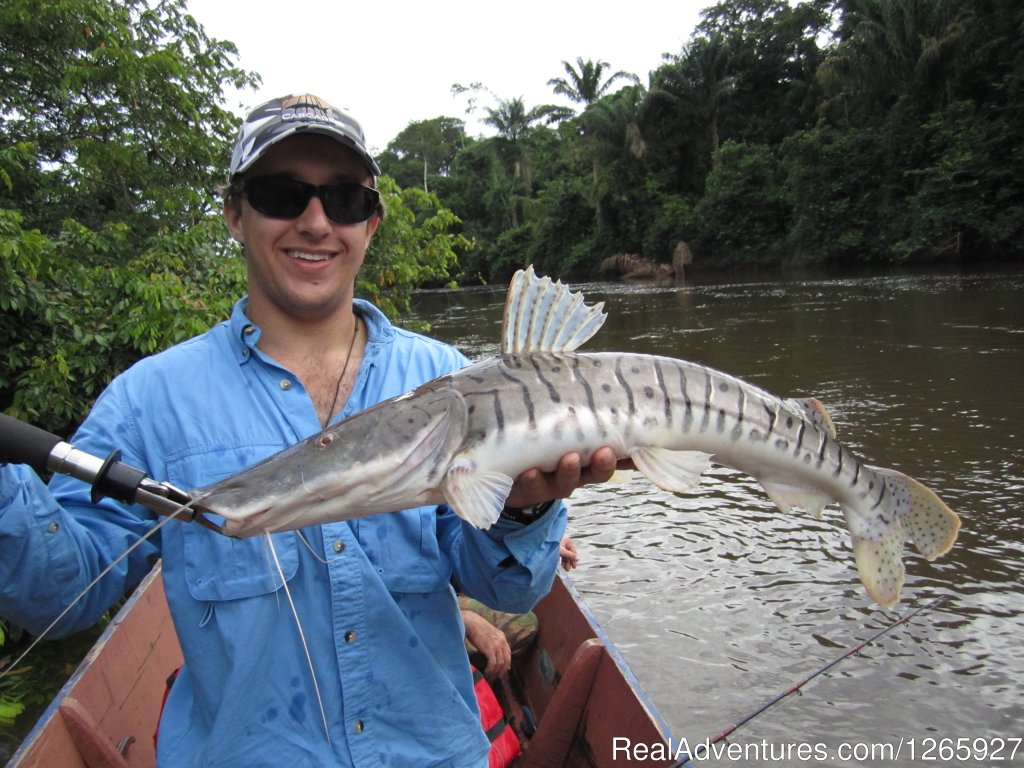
[440,500,568,614]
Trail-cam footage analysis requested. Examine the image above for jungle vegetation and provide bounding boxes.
[2,0,1023,432]
[381,0,1024,282]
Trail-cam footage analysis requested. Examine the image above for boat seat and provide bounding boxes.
[58,697,132,768]
[520,637,604,768]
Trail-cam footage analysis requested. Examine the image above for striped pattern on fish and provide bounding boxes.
[191,268,960,607]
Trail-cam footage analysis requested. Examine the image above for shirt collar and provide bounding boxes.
[227,296,396,366]
[229,297,259,364]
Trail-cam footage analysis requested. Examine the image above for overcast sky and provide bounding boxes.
[185,0,708,152]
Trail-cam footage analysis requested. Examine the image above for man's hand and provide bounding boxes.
[559,536,579,570]
[462,610,511,678]
[504,446,628,510]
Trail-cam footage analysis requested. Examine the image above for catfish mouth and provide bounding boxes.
[191,486,333,537]
[190,501,275,538]
[187,486,272,536]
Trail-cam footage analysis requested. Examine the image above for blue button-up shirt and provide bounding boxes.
[0,298,567,767]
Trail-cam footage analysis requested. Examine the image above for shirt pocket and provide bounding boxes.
[181,523,299,602]
[351,507,451,594]
[168,445,300,602]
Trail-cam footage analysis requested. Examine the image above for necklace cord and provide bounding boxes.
[323,314,360,426]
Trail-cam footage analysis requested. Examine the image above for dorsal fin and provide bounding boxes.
[502,266,607,354]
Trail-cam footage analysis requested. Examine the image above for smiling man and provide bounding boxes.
[0,93,620,767]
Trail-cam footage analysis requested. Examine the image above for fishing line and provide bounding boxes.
[264,532,332,743]
[670,596,949,767]
[0,505,191,682]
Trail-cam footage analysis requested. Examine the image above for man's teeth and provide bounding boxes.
[289,251,331,262]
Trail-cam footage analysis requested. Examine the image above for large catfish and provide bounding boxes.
[192,267,960,607]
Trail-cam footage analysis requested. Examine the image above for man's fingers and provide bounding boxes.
[506,446,628,509]
[578,446,618,485]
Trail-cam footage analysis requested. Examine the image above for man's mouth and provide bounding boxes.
[286,250,333,262]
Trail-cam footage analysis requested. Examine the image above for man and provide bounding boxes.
[0,93,618,766]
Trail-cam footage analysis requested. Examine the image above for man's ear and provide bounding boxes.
[363,212,381,242]
[223,198,244,243]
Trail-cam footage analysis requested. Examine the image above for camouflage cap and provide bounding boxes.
[228,93,381,180]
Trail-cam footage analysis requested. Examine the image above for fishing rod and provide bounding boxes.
[0,412,193,519]
[670,596,949,767]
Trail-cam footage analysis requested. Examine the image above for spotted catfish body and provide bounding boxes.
[191,268,959,607]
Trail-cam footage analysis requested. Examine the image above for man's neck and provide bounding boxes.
[245,299,360,367]
[245,299,367,425]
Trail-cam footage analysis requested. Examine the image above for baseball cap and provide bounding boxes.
[228,93,381,180]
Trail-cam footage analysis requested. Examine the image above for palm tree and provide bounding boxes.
[649,33,736,166]
[482,97,563,141]
[818,0,968,116]
[482,97,566,193]
[548,57,640,109]
[588,85,647,161]
[582,84,648,206]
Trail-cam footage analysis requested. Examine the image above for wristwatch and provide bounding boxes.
[499,500,556,525]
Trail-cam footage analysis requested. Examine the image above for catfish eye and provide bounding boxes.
[317,433,335,448]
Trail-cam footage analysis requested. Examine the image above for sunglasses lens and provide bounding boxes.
[242,177,379,225]
[321,186,379,224]
[244,177,309,219]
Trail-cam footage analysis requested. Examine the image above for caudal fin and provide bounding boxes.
[852,528,907,609]
[847,468,960,608]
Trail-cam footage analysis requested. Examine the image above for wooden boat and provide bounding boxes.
[502,572,676,767]
[8,562,675,767]
[7,563,181,768]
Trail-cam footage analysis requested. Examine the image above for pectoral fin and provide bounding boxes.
[442,462,515,529]
[629,447,713,494]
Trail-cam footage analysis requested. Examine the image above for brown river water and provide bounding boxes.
[408,267,1024,767]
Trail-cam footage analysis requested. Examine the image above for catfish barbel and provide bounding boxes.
[191,267,960,607]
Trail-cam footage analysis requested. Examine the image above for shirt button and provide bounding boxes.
[280,379,292,390]
[243,325,256,335]
[353,720,364,734]
[332,540,345,553]
[344,630,357,643]
[47,522,60,533]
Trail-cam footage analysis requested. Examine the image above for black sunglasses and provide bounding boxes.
[234,176,380,225]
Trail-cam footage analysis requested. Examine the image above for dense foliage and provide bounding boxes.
[381,0,1024,282]
[1,0,255,435]
[0,0,466,438]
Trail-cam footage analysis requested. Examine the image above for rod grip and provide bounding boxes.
[0,412,65,474]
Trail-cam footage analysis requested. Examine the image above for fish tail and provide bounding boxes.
[847,468,960,608]
[874,467,960,560]
[850,524,906,609]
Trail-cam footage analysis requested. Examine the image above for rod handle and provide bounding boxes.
[0,412,65,474]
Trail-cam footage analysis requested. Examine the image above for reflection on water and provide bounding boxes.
[410,269,1024,767]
